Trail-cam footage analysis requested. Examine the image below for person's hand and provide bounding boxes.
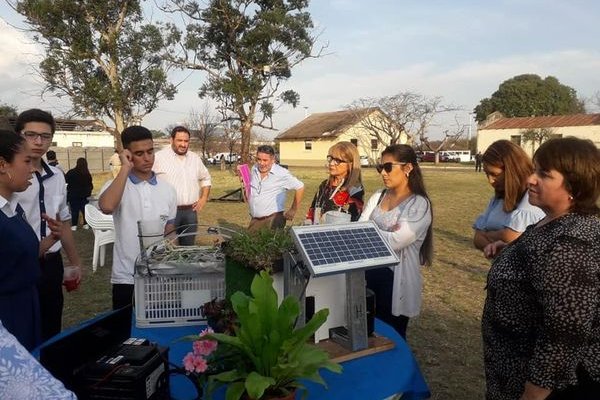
[119,149,134,169]
[193,198,207,212]
[391,223,402,231]
[42,213,62,240]
[519,382,552,400]
[484,240,507,259]
[284,208,297,221]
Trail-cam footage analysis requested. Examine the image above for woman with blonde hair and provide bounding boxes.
[306,141,364,224]
[473,140,544,253]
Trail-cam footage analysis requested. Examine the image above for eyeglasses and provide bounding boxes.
[22,131,53,142]
[376,162,407,174]
[326,155,348,165]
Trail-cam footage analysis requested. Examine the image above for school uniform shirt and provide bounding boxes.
[154,147,212,206]
[15,161,71,254]
[100,173,177,285]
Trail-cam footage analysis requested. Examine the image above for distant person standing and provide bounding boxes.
[248,145,304,231]
[46,150,63,173]
[475,151,483,172]
[109,149,121,178]
[154,126,211,245]
[65,158,93,231]
[14,109,82,342]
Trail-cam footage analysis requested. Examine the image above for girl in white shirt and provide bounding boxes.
[359,144,433,339]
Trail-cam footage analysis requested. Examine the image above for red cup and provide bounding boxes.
[63,266,80,292]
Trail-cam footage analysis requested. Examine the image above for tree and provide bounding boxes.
[474,74,585,123]
[161,0,325,163]
[521,127,554,154]
[0,103,18,119]
[185,104,220,158]
[12,0,176,149]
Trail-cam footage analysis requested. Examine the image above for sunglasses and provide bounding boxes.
[375,162,407,174]
[326,155,348,165]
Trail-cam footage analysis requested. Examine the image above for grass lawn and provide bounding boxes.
[66,165,491,399]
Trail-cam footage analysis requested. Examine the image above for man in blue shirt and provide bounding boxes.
[248,145,304,231]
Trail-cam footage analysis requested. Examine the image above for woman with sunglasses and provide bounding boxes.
[359,144,433,338]
[473,140,544,255]
[0,131,62,351]
[305,141,364,224]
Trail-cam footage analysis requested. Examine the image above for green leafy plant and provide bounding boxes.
[206,271,342,400]
[223,228,294,272]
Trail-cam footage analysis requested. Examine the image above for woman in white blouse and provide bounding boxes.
[359,144,433,338]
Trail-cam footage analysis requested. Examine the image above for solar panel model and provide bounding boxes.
[290,221,399,277]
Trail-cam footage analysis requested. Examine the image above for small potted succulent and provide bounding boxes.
[184,271,342,400]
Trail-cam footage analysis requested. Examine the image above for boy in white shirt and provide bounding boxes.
[99,126,176,312]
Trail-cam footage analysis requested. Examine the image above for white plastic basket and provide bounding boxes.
[134,271,225,327]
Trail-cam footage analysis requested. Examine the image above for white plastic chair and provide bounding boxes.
[85,204,115,272]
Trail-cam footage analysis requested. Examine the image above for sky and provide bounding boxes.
[1,0,600,140]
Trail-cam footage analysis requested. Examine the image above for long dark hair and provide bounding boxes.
[73,157,92,180]
[381,144,434,266]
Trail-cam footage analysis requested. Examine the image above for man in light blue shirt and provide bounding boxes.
[248,145,304,231]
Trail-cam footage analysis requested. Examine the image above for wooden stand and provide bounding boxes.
[316,333,395,363]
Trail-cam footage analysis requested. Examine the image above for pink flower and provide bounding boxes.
[183,352,208,373]
[193,339,218,356]
[199,327,214,337]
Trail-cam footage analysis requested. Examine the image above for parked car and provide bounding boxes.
[420,152,450,162]
[207,152,240,165]
[360,155,370,167]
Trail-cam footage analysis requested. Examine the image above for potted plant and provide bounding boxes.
[186,271,342,400]
[223,228,294,299]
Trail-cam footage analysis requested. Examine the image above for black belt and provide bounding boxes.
[252,211,283,221]
[177,204,194,210]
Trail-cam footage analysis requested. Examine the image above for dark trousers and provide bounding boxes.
[248,212,286,232]
[38,251,64,342]
[112,284,134,323]
[174,207,198,246]
[547,367,600,400]
[365,267,409,339]
[68,196,88,226]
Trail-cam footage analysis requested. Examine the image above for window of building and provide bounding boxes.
[371,139,378,151]
[510,135,521,146]
[72,142,83,147]
[304,140,312,151]
[350,138,358,146]
[51,141,57,147]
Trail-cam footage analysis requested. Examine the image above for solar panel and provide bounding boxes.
[290,221,399,277]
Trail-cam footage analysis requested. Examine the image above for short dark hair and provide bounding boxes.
[46,150,57,160]
[534,137,600,215]
[121,126,153,149]
[0,129,26,163]
[15,108,56,134]
[256,145,275,156]
[170,125,190,138]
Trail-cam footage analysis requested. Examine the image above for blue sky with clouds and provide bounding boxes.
[1,1,600,138]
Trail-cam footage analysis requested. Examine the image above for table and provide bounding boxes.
[132,319,430,400]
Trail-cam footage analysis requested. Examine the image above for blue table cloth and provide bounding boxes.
[132,319,430,400]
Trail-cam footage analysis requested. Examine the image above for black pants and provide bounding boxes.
[38,251,64,342]
[112,284,134,324]
[68,196,88,226]
[365,267,409,339]
[546,367,600,400]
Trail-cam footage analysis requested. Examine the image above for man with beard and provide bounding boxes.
[154,126,211,245]
[248,145,304,231]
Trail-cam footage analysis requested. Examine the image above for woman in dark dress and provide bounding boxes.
[65,157,93,230]
[482,137,600,400]
[0,131,62,350]
[305,141,364,224]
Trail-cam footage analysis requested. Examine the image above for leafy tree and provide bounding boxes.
[185,104,220,158]
[161,0,324,163]
[474,74,585,123]
[12,0,176,149]
[0,103,18,119]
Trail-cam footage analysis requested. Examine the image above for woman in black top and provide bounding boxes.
[65,157,93,230]
[305,141,364,224]
[482,137,600,400]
